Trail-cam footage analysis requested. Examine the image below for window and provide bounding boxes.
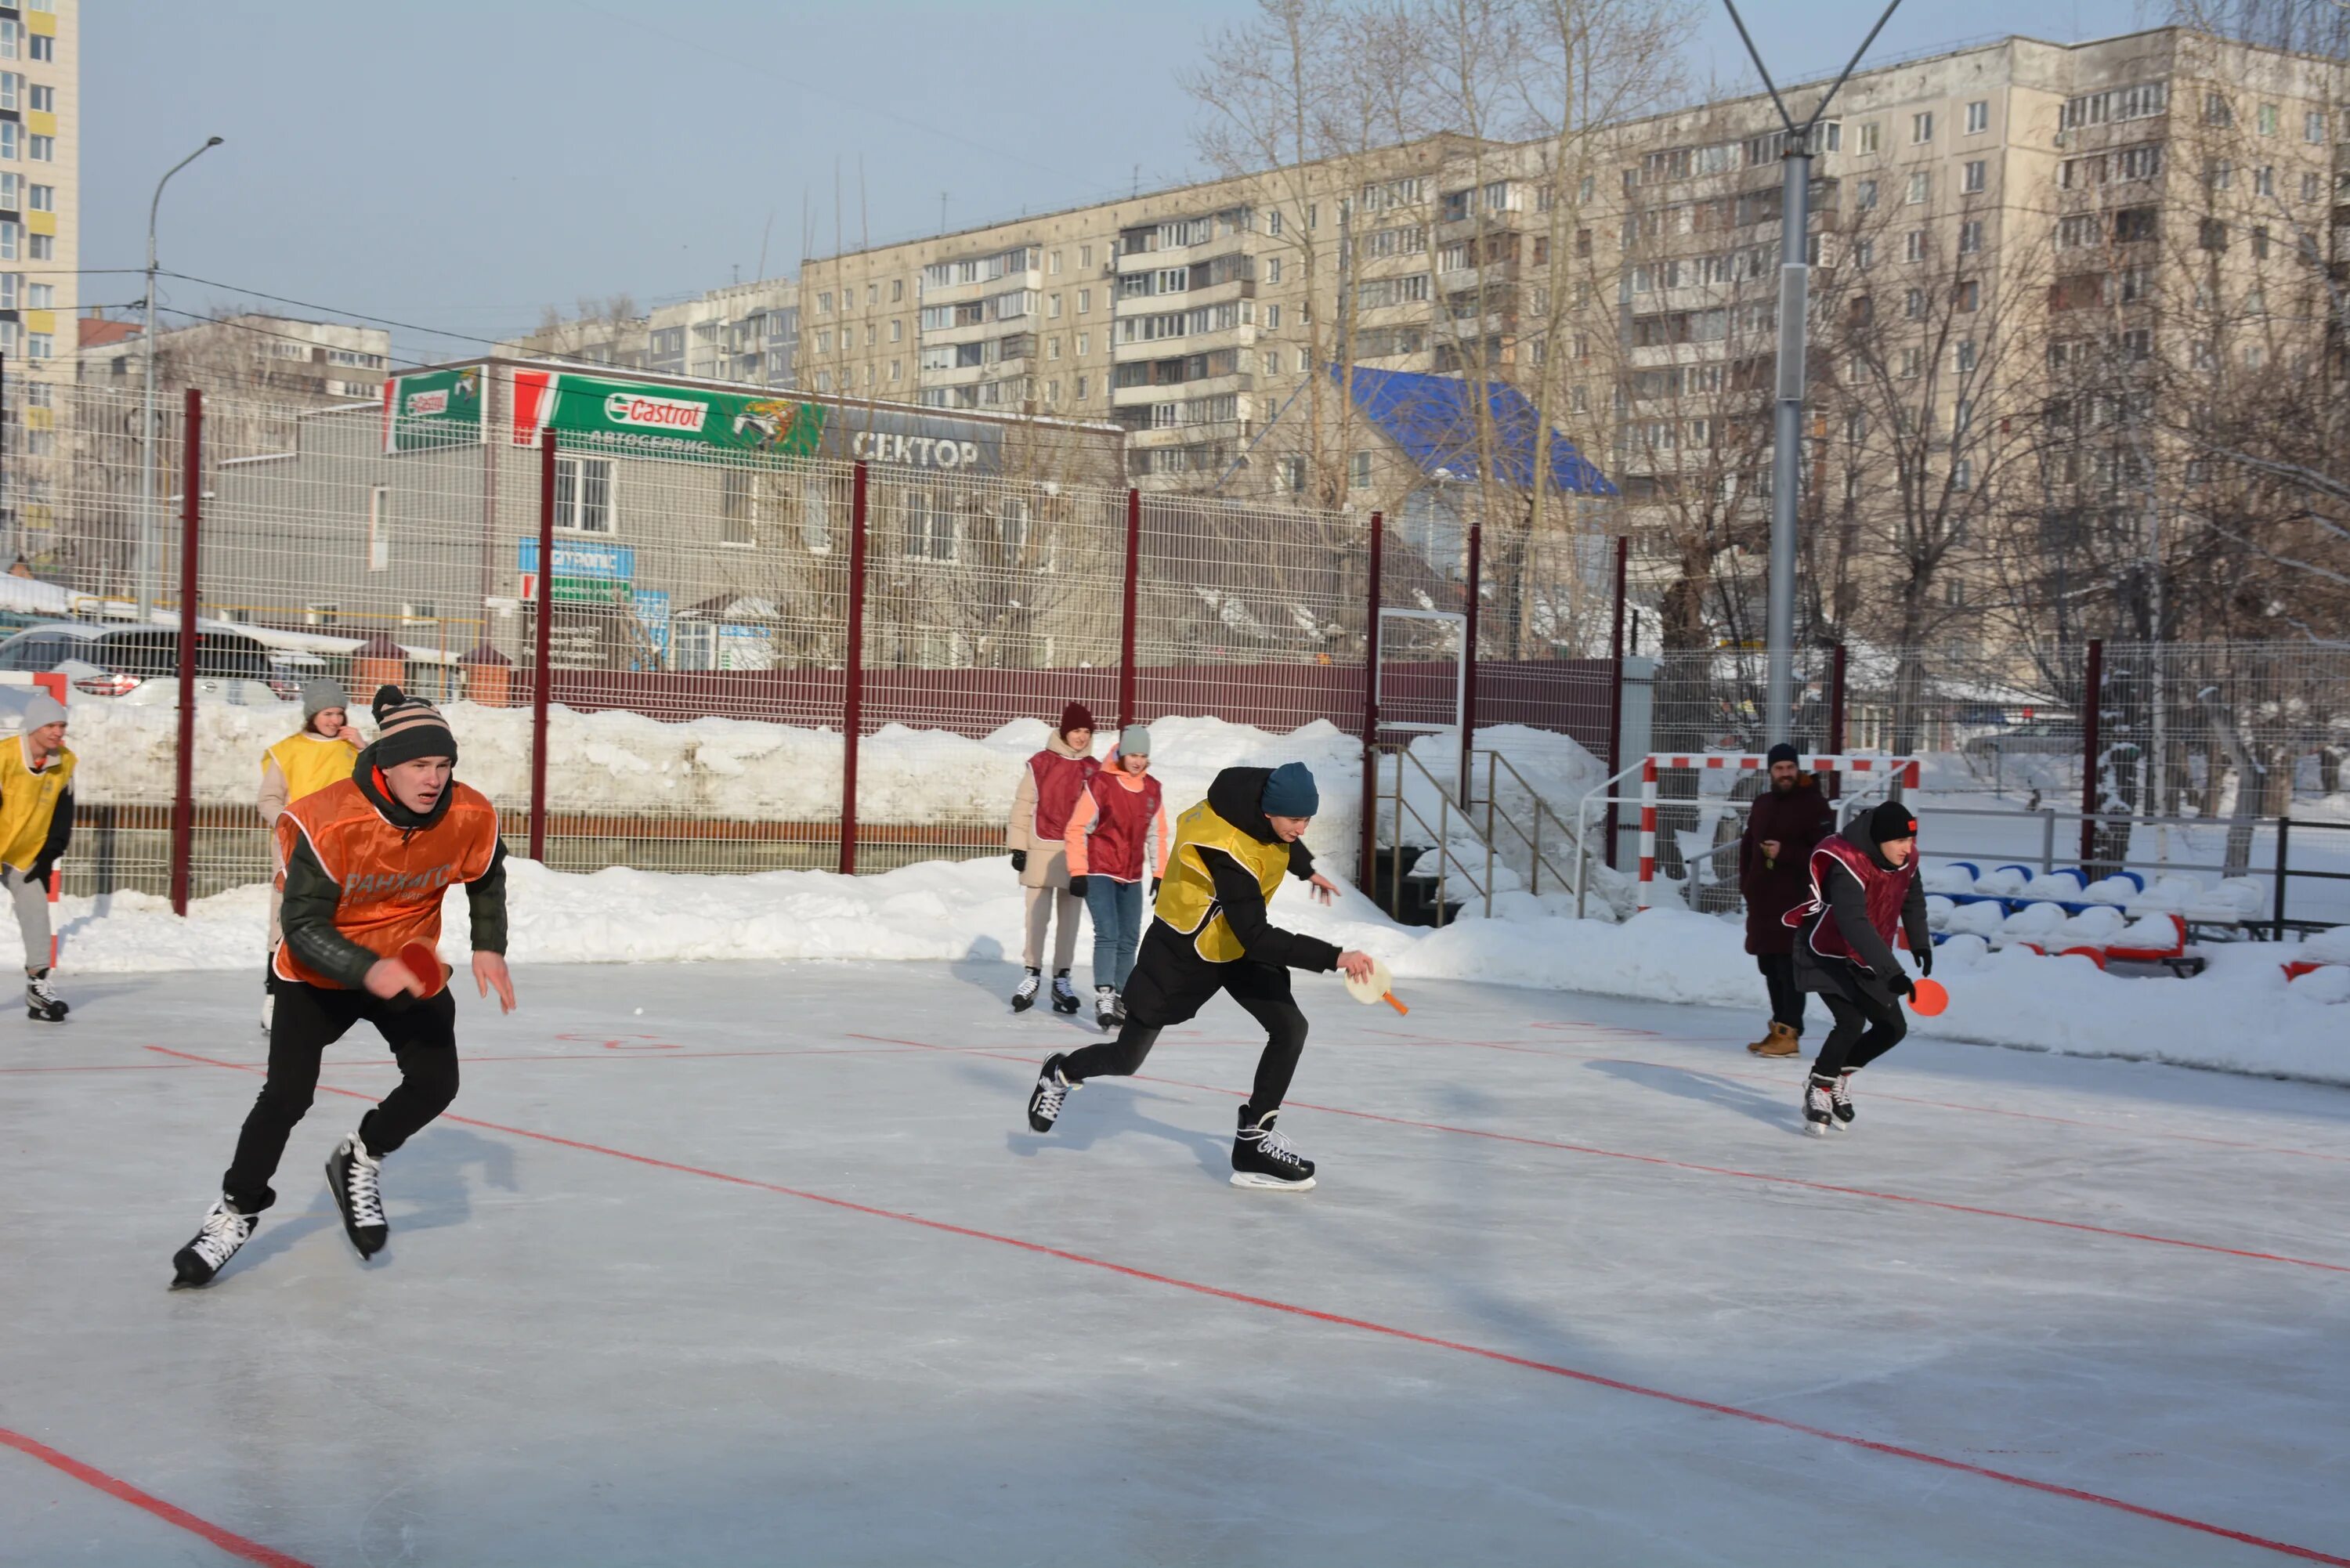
[2113,206,2157,242]
[23,331,44,361]
[2257,103,2278,136]
[27,232,48,261]
[2252,225,2270,260]
[1955,338,1978,372]
[1266,257,1282,284]
[1900,346,1922,379]
[554,455,613,533]
[2207,159,2232,191]
[27,84,50,112]
[2304,172,2323,203]
[1951,457,1973,492]
[1048,251,1062,275]
[1955,279,1979,313]
[2199,219,2228,251]
[0,124,18,161]
[1961,160,1985,194]
[889,319,902,342]
[0,20,15,57]
[1278,455,1304,494]
[1047,294,1062,319]
[1965,99,1988,135]
[1350,451,1372,489]
[889,360,902,382]
[1265,211,1282,237]
[2254,165,2274,197]
[1855,178,1877,210]
[0,272,13,309]
[1911,110,1933,144]
[892,279,905,302]
[1904,229,1925,262]
[1264,303,1281,329]
[1857,121,1881,154]
[1076,331,1088,355]
[27,33,49,62]
[2306,110,2326,143]
[2204,92,2232,126]
[0,220,16,261]
[1904,287,1925,319]
[0,71,16,111]
[2056,212,2102,250]
[25,280,49,308]
[1906,172,1930,204]
[1851,237,1874,269]
[1958,219,1983,254]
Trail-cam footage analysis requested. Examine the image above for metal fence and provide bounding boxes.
[4,372,1621,905]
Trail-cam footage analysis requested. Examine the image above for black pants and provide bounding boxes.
[222,981,461,1213]
[1810,988,1907,1080]
[1059,927,1309,1115]
[1755,952,1806,1033]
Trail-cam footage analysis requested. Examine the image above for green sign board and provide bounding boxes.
[512,370,827,461]
[382,364,486,453]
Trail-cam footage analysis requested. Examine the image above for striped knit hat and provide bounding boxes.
[369,685,457,768]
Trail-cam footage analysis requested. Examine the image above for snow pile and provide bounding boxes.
[50,851,2347,1084]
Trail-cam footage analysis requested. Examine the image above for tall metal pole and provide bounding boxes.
[1359,511,1384,891]
[529,428,556,863]
[1721,0,1900,746]
[1765,142,1810,746]
[139,136,223,623]
[839,462,869,877]
[170,389,202,916]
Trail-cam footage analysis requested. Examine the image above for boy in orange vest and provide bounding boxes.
[173,687,515,1287]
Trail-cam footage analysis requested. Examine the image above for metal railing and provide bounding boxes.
[1369,741,1491,923]
[1466,748,1582,898]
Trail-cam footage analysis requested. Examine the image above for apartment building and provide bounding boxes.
[2,0,74,561]
[503,276,801,390]
[68,312,393,403]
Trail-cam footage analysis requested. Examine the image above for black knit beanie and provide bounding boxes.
[370,685,457,768]
[1867,801,1918,844]
[1766,742,1799,768]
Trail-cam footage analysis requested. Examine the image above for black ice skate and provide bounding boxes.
[172,1196,257,1288]
[24,968,67,1022]
[1094,985,1119,1031]
[326,1131,389,1258]
[1010,968,1042,1013]
[1050,971,1081,1014]
[1803,1075,1837,1136]
[1027,1053,1077,1133]
[1231,1107,1316,1190]
[1831,1071,1857,1128]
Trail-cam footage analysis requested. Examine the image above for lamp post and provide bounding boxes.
[139,135,223,622]
[1719,1,1898,746]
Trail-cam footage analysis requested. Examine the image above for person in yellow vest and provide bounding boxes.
[3,690,74,1022]
[258,680,363,1028]
[1025,761,1375,1191]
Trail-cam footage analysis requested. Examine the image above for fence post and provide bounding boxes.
[1603,533,1627,869]
[170,388,201,916]
[2272,816,2290,941]
[1118,486,1140,728]
[528,428,555,863]
[839,461,870,877]
[1458,516,1482,807]
[1358,511,1383,891]
[2078,638,2103,868]
[1825,640,1848,801]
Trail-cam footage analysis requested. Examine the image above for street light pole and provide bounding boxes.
[1721,0,1899,746]
[139,135,223,622]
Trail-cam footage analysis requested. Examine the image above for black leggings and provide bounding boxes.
[222,982,460,1212]
[1810,988,1907,1080]
[1060,952,1310,1115]
[1755,952,1806,1032]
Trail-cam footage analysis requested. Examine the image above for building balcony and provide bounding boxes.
[922,269,1041,303]
[1109,371,1255,405]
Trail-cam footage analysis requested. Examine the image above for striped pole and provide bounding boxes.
[1636,757,1659,909]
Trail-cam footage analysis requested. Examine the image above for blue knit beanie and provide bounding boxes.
[1260,761,1319,818]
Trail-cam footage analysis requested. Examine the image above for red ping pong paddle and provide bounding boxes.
[1907,977,1948,1016]
[395,940,452,999]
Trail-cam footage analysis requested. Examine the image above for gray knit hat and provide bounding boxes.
[20,692,66,731]
[301,678,348,724]
[1119,724,1151,757]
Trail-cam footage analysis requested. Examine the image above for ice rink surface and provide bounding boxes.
[3,959,2346,1567]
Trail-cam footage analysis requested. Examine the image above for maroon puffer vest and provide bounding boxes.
[1784,833,1916,967]
[1083,771,1162,883]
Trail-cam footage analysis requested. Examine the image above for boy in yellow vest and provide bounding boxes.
[258,680,363,1028]
[3,691,74,1022]
[1025,761,1374,1190]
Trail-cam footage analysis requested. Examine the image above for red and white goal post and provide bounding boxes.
[1636,753,1924,910]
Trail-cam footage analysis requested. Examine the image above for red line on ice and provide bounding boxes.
[0,1425,316,1568]
[845,1034,2350,1274]
[142,1045,2350,1567]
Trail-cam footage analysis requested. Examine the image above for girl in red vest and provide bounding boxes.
[1064,724,1171,1029]
[1006,701,1100,1013]
[1786,800,1932,1134]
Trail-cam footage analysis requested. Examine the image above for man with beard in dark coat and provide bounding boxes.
[1738,742,1835,1057]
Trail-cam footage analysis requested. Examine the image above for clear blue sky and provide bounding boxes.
[81,0,2154,366]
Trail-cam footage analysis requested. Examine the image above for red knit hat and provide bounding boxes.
[1058,701,1096,737]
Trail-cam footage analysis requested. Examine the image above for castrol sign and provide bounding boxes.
[603,392,709,432]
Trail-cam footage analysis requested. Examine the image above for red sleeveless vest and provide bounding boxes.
[1083,771,1162,883]
[1029,750,1100,842]
[1784,833,1917,967]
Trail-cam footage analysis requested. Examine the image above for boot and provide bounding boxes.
[1748,1021,1800,1057]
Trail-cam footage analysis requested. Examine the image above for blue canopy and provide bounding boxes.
[1335,365,1616,496]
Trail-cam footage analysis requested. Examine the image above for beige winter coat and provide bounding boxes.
[1007,731,1097,888]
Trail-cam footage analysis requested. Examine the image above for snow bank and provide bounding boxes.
[52,853,2345,1086]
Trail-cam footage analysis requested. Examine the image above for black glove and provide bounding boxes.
[1889,971,1915,999]
[1010,849,1027,876]
[1916,945,1933,979]
[24,860,54,887]
[1066,876,1090,901]
[1149,876,1162,900]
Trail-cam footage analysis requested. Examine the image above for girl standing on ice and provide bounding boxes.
[258,679,363,1028]
[1005,701,1101,1015]
[1062,724,1171,1030]
[1787,800,1932,1134]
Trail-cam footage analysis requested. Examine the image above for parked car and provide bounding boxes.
[0,621,298,706]
[1960,719,2080,760]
